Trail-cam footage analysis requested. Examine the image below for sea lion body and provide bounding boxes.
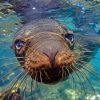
[12,19,75,84]
[9,0,69,21]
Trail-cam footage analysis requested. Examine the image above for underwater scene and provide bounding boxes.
[0,0,100,100]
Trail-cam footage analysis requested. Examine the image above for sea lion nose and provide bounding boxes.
[38,48,75,67]
[34,40,68,66]
[42,48,58,65]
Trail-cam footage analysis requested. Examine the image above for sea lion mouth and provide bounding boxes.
[23,49,75,84]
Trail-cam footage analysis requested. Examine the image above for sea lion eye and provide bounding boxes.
[15,40,25,50]
[65,33,74,49]
[65,34,74,43]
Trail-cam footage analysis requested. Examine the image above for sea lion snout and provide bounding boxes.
[25,42,75,70]
[25,50,75,69]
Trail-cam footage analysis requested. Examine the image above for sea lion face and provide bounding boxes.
[11,22,75,84]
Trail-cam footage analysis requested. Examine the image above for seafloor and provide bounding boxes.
[0,0,100,100]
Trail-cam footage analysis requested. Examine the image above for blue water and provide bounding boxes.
[0,1,100,100]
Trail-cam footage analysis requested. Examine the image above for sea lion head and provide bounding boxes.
[11,20,75,84]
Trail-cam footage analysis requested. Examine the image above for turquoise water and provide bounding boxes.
[0,1,100,100]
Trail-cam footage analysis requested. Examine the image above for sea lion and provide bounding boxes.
[0,1,100,99]
[11,19,75,84]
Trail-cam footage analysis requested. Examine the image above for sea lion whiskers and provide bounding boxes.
[40,70,43,83]
[73,45,96,53]
[20,80,27,99]
[0,39,12,43]
[65,64,79,97]
[77,50,100,53]
[18,73,28,90]
[8,73,29,100]
[61,65,65,79]
[6,71,26,99]
[74,42,100,52]
[77,55,100,72]
[0,57,25,60]
[71,64,87,94]
[75,41,98,49]
[78,61,100,79]
[74,35,100,50]
[8,71,26,87]
[74,59,100,79]
[83,66,100,79]
[0,62,20,70]
[0,47,12,50]
[86,64,100,74]
[19,74,28,99]
[71,72,77,99]
[70,64,88,96]
[34,70,38,87]
[43,69,50,80]
[65,65,70,77]
[22,80,27,99]
[59,59,76,80]
[72,63,96,96]
[82,71,99,97]
[63,65,68,79]
[21,81,27,99]
[0,66,20,80]
[30,80,33,100]
[74,62,97,92]
[66,65,75,86]
[79,54,100,65]
[77,35,100,41]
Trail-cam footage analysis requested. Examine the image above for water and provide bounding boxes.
[0,0,100,100]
